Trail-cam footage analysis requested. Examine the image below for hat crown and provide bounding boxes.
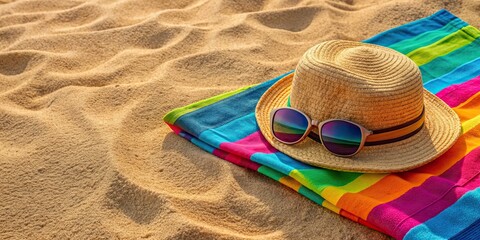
[290,40,424,130]
[255,39,461,172]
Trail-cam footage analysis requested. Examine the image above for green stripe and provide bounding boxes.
[299,186,325,205]
[389,18,467,54]
[407,25,480,66]
[290,169,361,194]
[258,166,286,181]
[163,84,258,124]
[259,166,325,205]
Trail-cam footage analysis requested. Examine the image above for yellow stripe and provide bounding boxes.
[321,174,386,205]
[322,200,341,214]
[461,115,480,134]
[279,176,302,191]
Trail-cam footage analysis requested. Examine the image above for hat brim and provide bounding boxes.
[255,73,462,173]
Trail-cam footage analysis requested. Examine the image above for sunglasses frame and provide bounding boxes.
[270,107,373,157]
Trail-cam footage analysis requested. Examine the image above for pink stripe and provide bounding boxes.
[213,148,261,171]
[367,147,480,239]
[219,131,278,159]
[436,75,480,107]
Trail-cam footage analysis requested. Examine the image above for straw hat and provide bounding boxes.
[255,40,461,173]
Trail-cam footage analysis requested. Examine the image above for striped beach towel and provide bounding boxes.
[164,10,480,239]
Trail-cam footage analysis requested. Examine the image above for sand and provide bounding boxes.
[0,0,478,239]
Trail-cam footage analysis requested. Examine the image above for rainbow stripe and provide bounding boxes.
[164,10,480,239]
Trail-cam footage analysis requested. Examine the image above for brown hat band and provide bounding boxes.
[308,107,425,146]
[365,107,425,145]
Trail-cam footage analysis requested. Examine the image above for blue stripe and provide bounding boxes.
[175,71,292,137]
[424,56,480,93]
[388,18,468,54]
[191,137,216,154]
[198,113,258,148]
[364,9,457,46]
[404,188,480,240]
[251,152,315,174]
[451,218,480,240]
[419,37,480,82]
[179,131,216,154]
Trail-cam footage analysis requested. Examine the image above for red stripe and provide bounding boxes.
[165,122,183,134]
[212,148,261,171]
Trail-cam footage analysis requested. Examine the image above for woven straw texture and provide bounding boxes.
[255,40,462,173]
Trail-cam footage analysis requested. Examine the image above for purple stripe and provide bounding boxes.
[436,75,480,107]
[396,171,480,238]
[179,131,193,141]
[367,146,480,239]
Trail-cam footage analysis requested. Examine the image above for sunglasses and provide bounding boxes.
[270,107,425,157]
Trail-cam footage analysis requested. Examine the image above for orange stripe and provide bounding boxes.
[454,91,480,122]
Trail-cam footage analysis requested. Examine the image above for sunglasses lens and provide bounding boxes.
[320,120,362,156]
[272,108,309,143]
